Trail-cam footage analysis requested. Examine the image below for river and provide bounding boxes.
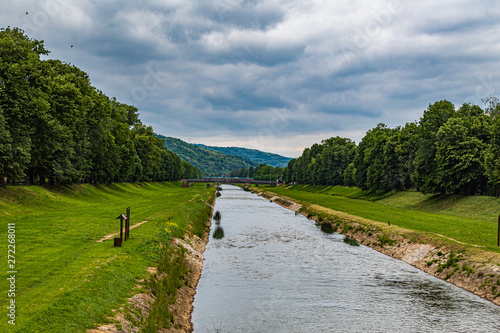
[191,185,500,332]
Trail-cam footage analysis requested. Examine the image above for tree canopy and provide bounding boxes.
[0,27,198,185]
[284,100,500,196]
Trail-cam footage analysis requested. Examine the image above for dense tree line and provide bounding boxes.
[284,99,500,196]
[0,28,198,185]
[230,163,283,181]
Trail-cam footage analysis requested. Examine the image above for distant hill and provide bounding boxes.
[194,144,292,167]
[157,136,257,176]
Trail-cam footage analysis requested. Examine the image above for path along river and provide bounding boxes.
[191,185,500,332]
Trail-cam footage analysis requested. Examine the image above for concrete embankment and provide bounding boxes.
[254,189,500,307]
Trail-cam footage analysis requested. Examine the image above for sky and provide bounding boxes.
[2,0,500,157]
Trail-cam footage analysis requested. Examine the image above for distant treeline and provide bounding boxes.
[0,27,199,185]
[283,99,500,196]
[230,163,283,181]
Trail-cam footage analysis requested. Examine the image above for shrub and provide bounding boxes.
[343,236,360,246]
[377,234,395,247]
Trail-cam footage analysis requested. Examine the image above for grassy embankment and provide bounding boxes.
[259,184,500,254]
[0,182,214,333]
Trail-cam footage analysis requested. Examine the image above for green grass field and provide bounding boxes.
[0,182,213,332]
[263,185,500,252]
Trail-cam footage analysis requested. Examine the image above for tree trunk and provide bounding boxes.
[28,169,34,186]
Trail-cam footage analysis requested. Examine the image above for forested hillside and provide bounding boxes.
[194,144,292,167]
[158,136,257,176]
[284,99,500,196]
[0,27,198,185]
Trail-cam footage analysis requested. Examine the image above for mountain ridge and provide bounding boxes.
[157,135,256,176]
[156,135,291,176]
[194,143,292,167]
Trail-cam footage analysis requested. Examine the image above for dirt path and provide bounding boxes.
[97,220,148,242]
[431,233,485,248]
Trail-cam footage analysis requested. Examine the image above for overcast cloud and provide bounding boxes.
[2,0,500,157]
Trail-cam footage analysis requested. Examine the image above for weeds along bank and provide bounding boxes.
[253,186,500,306]
[0,182,215,333]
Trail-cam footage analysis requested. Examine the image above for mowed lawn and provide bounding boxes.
[264,185,500,252]
[0,182,212,333]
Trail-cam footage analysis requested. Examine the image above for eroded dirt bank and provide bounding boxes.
[88,208,213,333]
[255,189,500,307]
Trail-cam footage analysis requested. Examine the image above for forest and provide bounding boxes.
[0,27,199,186]
[283,99,500,196]
[230,163,283,181]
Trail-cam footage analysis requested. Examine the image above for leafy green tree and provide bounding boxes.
[293,149,311,184]
[28,60,93,184]
[0,27,49,183]
[485,117,500,197]
[180,160,200,179]
[343,162,356,187]
[252,164,283,181]
[412,100,456,194]
[395,122,419,190]
[362,123,393,192]
[0,106,13,185]
[312,137,356,185]
[352,124,388,191]
[435,117,487,194]
[483,96,500,121]
[109,100,142,182]
[87,91,121,183]
[132,124,163,182]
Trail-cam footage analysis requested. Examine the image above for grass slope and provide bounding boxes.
[157,136,257,176]
[263,185,500,252]
[0,182,213,332]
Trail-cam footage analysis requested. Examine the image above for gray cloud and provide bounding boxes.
[2,0,500,157]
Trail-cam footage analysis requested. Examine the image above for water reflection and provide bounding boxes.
[213,226,224,239]
[192,185,500,333]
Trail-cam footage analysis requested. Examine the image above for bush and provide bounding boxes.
[343,236,360,246]
[377,234,395,247]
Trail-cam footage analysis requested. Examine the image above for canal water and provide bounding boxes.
[191,185,500,332]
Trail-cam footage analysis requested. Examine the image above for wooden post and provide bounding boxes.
[125,207,130,240]
[114,213,126,247]
[497,215,500,247]
[120,216,123,240]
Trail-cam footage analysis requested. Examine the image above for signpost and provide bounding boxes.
[114,213,126,247]
[113,207,132,247]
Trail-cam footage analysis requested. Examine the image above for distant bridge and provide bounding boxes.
[183,177,278,186]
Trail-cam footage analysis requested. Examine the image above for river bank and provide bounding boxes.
[89,201,214,333]
[253,188,500,307]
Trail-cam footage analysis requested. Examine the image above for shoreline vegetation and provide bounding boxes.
[0,181,215,333]
[252,184,500,306]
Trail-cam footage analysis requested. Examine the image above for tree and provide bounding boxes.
[0,27,49,183]
[435,117,487,195]
[352,124,394,192]
[132,124,163,182]
[412,100,456,194]
[395,122,419,190]
[343,162,356,187]
[282,159,296,183]
[485,117,500,197]
[483,96,500,122]
[0,106,13,185]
